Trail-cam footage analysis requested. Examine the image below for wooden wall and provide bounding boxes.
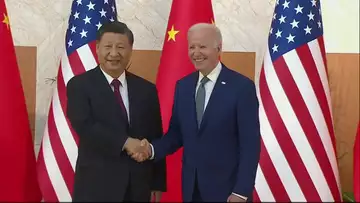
[327,53,359,193]
[128,50,255,83]
[14,46,36,140]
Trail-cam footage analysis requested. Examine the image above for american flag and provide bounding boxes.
[36,0,117,201]
[254,0,342,201]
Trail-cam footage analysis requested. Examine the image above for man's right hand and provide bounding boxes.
[133,139,152,162]
[124,138,151,162]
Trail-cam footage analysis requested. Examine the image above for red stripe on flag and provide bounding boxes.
[317,37,328,75]
[67,52,87,75]
[273,56,341,201]
[296,45,336,151]
[258,137,290,201]
[47,105,75,194]
[57,68,79,144]
[252,189,260,202]
[259,68,319,201]
[36,145,58,202]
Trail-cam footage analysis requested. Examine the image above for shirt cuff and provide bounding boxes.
[232,192,247,201]
[149,143,155,160]
[122,137,129,151]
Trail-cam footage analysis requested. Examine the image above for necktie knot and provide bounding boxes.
[111,79,121,90]
[200,76,210,86]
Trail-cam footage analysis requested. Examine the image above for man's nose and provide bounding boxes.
[193,49,202,56]
[109,47,118,56]
[192,47,201,55]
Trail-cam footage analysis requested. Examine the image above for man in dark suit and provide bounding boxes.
[133,23,261,202]
[66,21,166,202]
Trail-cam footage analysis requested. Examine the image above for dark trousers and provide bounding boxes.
[123,184,134,202]
[192,171,203,202]
[123,178,150,202]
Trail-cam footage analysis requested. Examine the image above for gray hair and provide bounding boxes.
[187,23,222,49]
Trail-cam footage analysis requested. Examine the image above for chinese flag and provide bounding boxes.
[0,1,41,202]
[354,121,360,202]
[155,0,214,201]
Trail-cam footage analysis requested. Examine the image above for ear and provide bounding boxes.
[95,41,100,54]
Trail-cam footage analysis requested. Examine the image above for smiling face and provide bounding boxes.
[96,32,132,78]
[187,26,222,75]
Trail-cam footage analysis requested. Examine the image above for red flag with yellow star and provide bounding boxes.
[0,1,41,201]
[155,0,214,201]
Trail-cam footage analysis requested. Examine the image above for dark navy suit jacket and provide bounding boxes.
[152,64,260,202]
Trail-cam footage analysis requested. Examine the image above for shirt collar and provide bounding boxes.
[198,61,222,84]
[100,66,127,86]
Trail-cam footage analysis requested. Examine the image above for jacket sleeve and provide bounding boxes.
[66,77,128,157]
[233,80,261,198]
[152,82,183,161]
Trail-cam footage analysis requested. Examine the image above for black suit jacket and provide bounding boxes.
[66,66,166,202]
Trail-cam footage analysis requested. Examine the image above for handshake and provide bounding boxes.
[123,137,152,162]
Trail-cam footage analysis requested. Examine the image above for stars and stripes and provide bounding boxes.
[36,0,117,201]
[254,0,342,201]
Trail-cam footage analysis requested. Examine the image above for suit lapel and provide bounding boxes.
[199,66,230,133]
[92,67,128,123]
[125,71,136,127]
[187,72,200,132]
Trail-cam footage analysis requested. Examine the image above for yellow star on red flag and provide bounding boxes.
[2,13,9,29]
[167,25,179,42]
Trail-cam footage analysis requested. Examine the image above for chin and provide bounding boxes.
[195,65,207,71]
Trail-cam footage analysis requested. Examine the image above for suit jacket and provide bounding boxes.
[152,64,260,202]
[66,66,166,202]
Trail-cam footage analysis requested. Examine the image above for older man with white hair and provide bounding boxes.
[133,23,261,202]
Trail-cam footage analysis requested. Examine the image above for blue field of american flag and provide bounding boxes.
[254,0,342,201]
[36,0,117,201]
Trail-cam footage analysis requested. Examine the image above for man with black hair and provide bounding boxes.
[66,21,166,202]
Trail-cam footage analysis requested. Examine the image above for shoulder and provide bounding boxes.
[126,71,156,91]
[67,67,99,89]
[223,64,255,89]
[176,71,198,86]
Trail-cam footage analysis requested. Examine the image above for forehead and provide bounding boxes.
[188,28,214,43]
[99,32,129,44]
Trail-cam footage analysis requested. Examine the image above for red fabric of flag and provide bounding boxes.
[155,0,214,201]
[0,1,41,202]
[354,121,360,202]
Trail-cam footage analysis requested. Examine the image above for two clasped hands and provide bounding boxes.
[123,138,246,202]
[123,137,152,162]
[124,137,162,202]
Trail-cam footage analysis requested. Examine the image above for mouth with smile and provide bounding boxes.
[193,57,207,64]
[107,60,120,65]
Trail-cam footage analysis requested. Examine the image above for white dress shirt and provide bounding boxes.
[100,67,130,122]
[149,62,247,200]
[195,62,222,111]
[100,68,131,151]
